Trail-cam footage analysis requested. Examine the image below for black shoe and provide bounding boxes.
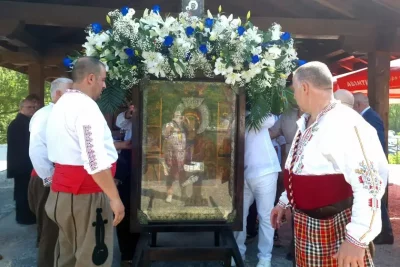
[374,233,394,245]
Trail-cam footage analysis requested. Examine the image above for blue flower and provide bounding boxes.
[185,52,192,61]
[280,32,291,41]
[121,6,129,16]
[63,57,73,68]
[205,18,214,28]
[124,48,134,57]
[237,26,246,36]
[186,26,195,36]
[164,36,174,47]
[199,44,208,54]
[251,55,260,64]
[91,23,102,34]
[152,5,161,14]
[297,59,307,66]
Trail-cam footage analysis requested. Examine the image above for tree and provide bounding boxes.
[389,104,400,133]
[0,67,50,144]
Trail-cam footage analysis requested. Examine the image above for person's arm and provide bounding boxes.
[114,140,131,150]
[269,117,283,140]
[76,105,124,225]
[29,111,54,185]
[323,122,387,248]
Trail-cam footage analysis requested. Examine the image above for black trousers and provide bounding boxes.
[14,175,36,225]
[115,150,140,261]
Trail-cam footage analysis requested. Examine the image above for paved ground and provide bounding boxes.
[0,158,399,266]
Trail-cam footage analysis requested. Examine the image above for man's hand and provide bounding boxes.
[114,140,131,150]
[271,205,286,229]
[124,105,135,119]
[110,198,125,226]
[333,240,366,267]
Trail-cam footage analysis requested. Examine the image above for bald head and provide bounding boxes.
[71,57,104,83]
[353,92,370,113]
[293,61,333,91]
[334,89,354,108]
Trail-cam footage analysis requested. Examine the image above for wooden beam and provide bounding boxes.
[0,19,42,57]
[265,0,317,18]
[310,0,356,18]
[28,63,45,107]
[325,49,346,58]
[250,17,376,37]
[0,1,378,38]
[372,0,400,15]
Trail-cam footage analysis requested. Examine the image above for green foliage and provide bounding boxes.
[389,152,400,164]
[389,104,400,133]
[0,67,51,144]
[0,68,29,144]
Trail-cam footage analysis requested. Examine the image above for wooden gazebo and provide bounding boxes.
[0,0,399,150]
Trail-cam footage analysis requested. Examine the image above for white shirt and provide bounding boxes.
[245,114,281,179]
[29,103,54,180]
[46,90,118,175]
[279,102,388,247]
[115,111,132,141]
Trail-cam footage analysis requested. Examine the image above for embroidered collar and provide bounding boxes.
[297,100,338,133]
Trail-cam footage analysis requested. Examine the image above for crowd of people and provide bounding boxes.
[5,57,392,267]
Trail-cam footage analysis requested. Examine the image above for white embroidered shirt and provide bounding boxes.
[279,102,388,247]
[46,90,118,175]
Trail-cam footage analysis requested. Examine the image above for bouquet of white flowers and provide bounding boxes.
[63,5,304,130]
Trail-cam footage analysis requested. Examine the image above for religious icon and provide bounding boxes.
[140,81,237,221]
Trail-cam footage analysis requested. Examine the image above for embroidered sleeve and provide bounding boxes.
[115,111,132,131]
[76,105,111,175]
[324,123,388,247]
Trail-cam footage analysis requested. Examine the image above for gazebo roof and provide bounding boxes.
[0,0,400,79]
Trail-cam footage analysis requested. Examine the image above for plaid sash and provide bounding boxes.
[294,208,374,267]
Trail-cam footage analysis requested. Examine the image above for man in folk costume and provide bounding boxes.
[28,77,72,266]
[7,98,37,225]
[271,62,388,267]
[45,57,125,267]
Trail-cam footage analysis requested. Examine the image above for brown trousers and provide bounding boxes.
[28,176,59,267]
[45,191,114,267]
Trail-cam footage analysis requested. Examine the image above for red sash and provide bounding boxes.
[31,169,38,177]
[283,169,353,210]
[51,162,117,195]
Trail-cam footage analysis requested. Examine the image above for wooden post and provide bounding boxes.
[367,51,390,155]
[28,63,45,107]
[367,51,390,207]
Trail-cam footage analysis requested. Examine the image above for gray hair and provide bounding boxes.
[50,78,72,100]
[353,92,369,105]
[293,61,333,90]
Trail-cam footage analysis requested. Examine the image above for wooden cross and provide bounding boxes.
[181,0,204,17]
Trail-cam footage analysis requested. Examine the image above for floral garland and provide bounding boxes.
[63,5,304,130]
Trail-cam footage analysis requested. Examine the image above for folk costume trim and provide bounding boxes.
[353,126,381,243]
[83,125,98,171]
[288,101,337,175]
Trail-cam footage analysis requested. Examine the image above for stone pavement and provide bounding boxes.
[0,168,399,267]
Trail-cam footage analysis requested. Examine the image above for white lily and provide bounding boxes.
[225,72,242,86]
[270,24,282,41]
[245,27,262,44]
[83,43,97,56]
[268,46,282,59]
[251,46,262,56]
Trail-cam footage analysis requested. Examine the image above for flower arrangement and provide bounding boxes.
[64,5,304,130]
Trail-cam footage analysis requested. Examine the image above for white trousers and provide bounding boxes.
[234,173,278,261]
